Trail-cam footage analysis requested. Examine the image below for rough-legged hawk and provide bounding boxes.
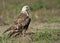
[3,5,31,37]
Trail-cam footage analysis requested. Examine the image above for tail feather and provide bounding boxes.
[8,31,16,38]
[3,25,18,34]
[3,24,24,37]
[3,26,12,34]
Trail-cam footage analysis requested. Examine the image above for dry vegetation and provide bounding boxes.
[0,0,60,43]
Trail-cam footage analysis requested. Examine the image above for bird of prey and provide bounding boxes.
[3,5,31,37]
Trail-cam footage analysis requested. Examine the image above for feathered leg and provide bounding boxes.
[14,28,23,37]
[8,30,18,38]
[14,31,22,37]
[24,25,28,34]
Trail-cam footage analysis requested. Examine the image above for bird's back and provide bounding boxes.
[14,13,28,25]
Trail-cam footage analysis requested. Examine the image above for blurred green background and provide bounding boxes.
[0,0,60,24]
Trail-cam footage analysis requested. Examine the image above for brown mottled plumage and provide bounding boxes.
[3,5,31,37]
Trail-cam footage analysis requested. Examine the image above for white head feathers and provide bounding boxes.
[21,5,30,16]
[21,5,30,12]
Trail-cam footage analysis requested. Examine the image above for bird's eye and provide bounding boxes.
[26,7,28,8]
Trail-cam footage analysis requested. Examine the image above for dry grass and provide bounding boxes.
[0,0,60,24]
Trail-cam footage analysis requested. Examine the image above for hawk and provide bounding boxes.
[3,5,31,37]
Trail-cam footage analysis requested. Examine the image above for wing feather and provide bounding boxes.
[3,13,31,37]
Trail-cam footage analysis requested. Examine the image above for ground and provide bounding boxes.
[0,23,60,43]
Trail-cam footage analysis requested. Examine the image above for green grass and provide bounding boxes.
[33,29,60,43]
[0,29,60,43]
[0,36,21,43]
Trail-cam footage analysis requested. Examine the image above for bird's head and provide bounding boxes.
[21,5,30,12]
